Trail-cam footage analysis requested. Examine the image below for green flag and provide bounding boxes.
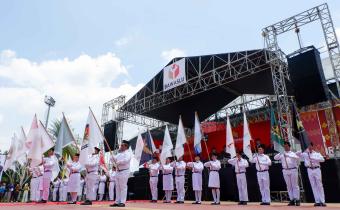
[270,107,284,153]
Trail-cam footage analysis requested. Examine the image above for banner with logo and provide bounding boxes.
[163,58,186,91]
[0,155,6,181]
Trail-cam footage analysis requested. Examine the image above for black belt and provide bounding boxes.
[308,166,320,170]
[236,172,246,174]
[71,172,80,174]
[118,168,128,172]
[44,170,52,172]
[210,170,219,172]
[150,176,158,177]
[283,167,297,170]
[192,172,201,174]
[176,175,184,177]
[100,181,106,183]
[257,170,268,172]
[87,170,96,173]
[33,175,42,178]
[163,173,172,175]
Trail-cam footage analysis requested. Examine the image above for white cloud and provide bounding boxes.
[161,48,186,63]
[0,50,143,150]
[115,37,132,47]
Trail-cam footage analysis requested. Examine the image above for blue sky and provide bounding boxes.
[0,0,339,150]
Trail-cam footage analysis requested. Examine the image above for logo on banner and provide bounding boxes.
[163,58,186,91]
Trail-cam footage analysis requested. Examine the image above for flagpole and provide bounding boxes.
[203,139,210,161]
[186,142,193,162]
[89,107,114,156]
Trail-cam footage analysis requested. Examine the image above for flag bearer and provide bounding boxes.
[52,177,61,201]
[298,143,326,207]
[161,157,174,203]
[274,141,300,206]
[39,148,56,203]
[250,145,272,205]
[29,165,43,202]
[187,155,204,204]
[204,153,221,205]
[171,156,186,204]
[98,171,107,201]
[228,150,249,205]
[145,156,160,203]
[67,153,82,204]
[109,140,132,207]
[81,147,100,205]
[107,166,117,201]
[78,176,85,201]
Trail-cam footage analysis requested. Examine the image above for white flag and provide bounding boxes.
[25,114,39,150]
[129,147,140,173]
[134,133,144,165]
[243,112,253,159]
[28,121,54,167]
[194,112,202,154]
[16,127,28,165]
[27,116,41,167]
[160,125,173,165]
[175,116,186,159]
[226,115,236,158]
[4,134,18,171]
[79,108,105,165]
[55,115,75,158]
[148,130,157,153]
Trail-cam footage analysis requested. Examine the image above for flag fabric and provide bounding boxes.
[242,112,253,159]
[129,147,140,172]
[270,107,285,153]
[28,120,55,167]
[4,134,18,171]
[160,125,173,165]
[134,133,144,165]
[174,116,186,159]
[25,114,39,150]
[79,108,105,165]
[55,115,76,158]
[139,131,154,165]
[226,115,236,158]
[292,104,311,151]
[99,149,108,173]
[51,155,60,181]
[16,127,27,165]
[194,112,202,155]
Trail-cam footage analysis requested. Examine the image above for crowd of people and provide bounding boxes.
[0,140,327,208]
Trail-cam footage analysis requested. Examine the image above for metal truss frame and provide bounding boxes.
[121,50,272,115]
[262,3,340,150]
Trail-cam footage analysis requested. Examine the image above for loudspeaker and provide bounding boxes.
[103,120,118,152]
[287,46,330,107]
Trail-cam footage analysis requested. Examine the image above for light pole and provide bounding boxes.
[44,95,56,128]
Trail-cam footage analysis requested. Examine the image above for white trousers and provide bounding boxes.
[308,168,325,203]
[175,176,185,201]
[236,173,248,202]
[257,171,271,203]
[109,182,115,201]
[115,171,129,204]
[52,188,59,201]
[149,177,158,200]
[85,173,98,201]
[283,169,300,201]
[30,177,40,201]
[42,172,52,201]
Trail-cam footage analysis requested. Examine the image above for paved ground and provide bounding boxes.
[0,201,340,210]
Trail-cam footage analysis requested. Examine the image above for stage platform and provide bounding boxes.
[0,201,340,210]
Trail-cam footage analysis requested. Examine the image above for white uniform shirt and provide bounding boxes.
[108,170,117,182]
[274,151,299,169]
[187,161,204,174]
[85,155,99,174]
[228,157,249,173]
[111,150,132,172]
[149,163,160,177]
[171,161,186,176]
[204,160,221,171]
[67,161,82,174]
[43,156,55,172]
[298,150,325,168]
[250,154,272,171]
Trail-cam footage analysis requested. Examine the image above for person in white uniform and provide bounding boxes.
[67,153,82,204]
[39,148,56,203]
[274,141,300,206]
[78,176,85,201]
[171,156,186,204]
[98,171,107,201]
[204,153,221,205]
[62,178,69,201]
[28,165,43,202]
[250,145,272,205]
[81,147,100,205]
[145,156,160,203]
[110,140,132,208]
[161,157,174,203]
[228,150,249,205]
[297,142,326,207]
[52,177,61,201]
[107,166,117,201]
[187,155,203,204]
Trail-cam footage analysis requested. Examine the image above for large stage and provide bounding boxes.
[1,201,340,209]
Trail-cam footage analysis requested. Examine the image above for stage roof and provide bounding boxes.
[120,49,291,127]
